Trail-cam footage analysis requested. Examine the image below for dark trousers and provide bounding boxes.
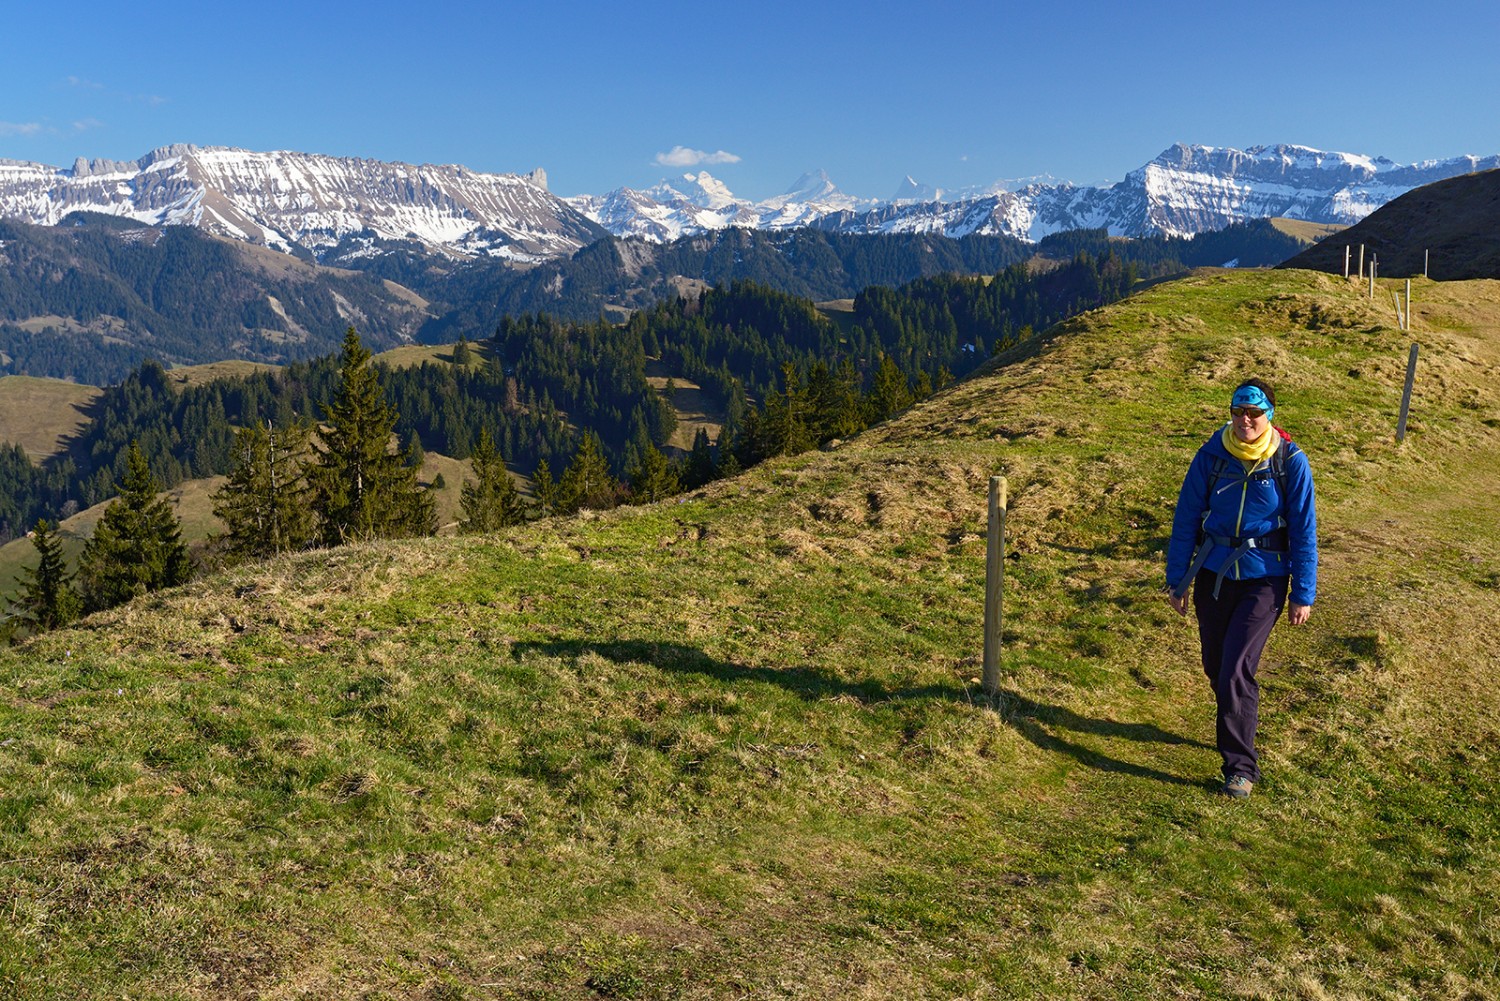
[1192,570,1288,783]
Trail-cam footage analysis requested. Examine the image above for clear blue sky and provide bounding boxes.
[3,0,1497,202]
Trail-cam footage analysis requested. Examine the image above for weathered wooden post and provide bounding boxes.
[982,476,1008,698]
[1397,343,1419,443]
[1369,255,1377,298]
[1344,245,1350,279]
[1424,249,1429,278]
[1358,244,1365,280]
[1406,279,1412,332]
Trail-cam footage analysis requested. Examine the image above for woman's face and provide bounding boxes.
[1231,405,1269,443]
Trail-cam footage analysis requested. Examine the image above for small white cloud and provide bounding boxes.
[0,121,43,137]
[72,118,105,132]
[655,145,742,168]
[66,75,105,90]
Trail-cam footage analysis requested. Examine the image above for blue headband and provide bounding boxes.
[1231,384,1273,418]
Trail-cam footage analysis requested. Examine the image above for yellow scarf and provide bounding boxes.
[1221,423,1278,468]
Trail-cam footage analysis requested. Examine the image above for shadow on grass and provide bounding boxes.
[996,688,1212,789]
[512,638,1211,789]
[512,637,953,703]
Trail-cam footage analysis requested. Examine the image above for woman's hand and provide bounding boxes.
[1167,591,1190,617]
[1288,603,1311,626]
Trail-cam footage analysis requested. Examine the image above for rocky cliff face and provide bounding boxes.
[573,144,1500,244]
[0,146,607,261]
[4,143,1497,260]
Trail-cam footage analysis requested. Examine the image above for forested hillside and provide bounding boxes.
[371,220,1308,338]
[0,252,1141,541]
[0,215,431,383]
[0,214,1308,385]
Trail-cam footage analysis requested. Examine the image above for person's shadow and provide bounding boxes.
[511,639,1211,789]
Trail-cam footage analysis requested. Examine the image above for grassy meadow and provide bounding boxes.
[0,270,1497,999]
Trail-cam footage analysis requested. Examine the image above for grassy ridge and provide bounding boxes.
[1,271,1497,998]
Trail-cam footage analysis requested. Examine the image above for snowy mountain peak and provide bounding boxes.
[0,145,603,261]
[782,169,840,201]
[652,171,738,210]
[891,175,943,203]
[6,141,1499,260]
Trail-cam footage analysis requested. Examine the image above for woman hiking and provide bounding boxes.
[1165,378,1318,799]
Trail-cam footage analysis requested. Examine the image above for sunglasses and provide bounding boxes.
[1230,406,1266,419]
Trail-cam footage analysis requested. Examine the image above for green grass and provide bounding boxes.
[1,270,1498,998]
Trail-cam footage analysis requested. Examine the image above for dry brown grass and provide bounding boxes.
[645,360,725,454]
[0,376,101,460]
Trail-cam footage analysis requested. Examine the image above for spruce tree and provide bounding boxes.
[460,428,526,532]
[866,353,914,423]
[75,442,192,613]
[627,444,679,504]
[555,432,619,514]
[211,420,316,559]
[310,328,435,544]
[12,519,81,632]
[681,428,718,490]
[452,336,473,366]
[529,458,558,518]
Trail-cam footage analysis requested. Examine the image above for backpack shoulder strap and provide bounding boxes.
[1204,454,1232,507]
[1271,438,1292,490]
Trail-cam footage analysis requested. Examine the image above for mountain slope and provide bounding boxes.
[575,144,1500,243]
[0,146,606,261]
[6,144,1496,262]
[0,215,434,381]
[1280,167,1500,280]
[1,270,1497,997]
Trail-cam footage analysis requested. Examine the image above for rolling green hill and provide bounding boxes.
[1,269,1496,998]
[0,451,477,611]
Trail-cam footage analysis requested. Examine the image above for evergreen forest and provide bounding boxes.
[0,215,1306,384]
[0,250,1143,543]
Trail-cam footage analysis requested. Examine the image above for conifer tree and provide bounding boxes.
[681,428,718,490]
[452,336,473,366]
[866,353,914,423]
[806,359,863,443]
[11,519,81,632]
[212,420,316,559]
[310,328,435,544]
[75,442,192,613]
[555,432,619,514]
[405,430,426,470]
[627,443,679,504]
[530,457,558,518]
[460,428,526,532]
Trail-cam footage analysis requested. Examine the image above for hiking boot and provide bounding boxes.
[1223,775,1254,799]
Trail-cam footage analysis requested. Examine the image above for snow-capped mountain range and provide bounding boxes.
[3,142,1497,262]
[0,145,605,262]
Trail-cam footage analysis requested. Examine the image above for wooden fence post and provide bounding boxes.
[983,476,1008,698]
[1397,343,1419,443]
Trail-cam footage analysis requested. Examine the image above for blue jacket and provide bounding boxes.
[1166,428,1318,606]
